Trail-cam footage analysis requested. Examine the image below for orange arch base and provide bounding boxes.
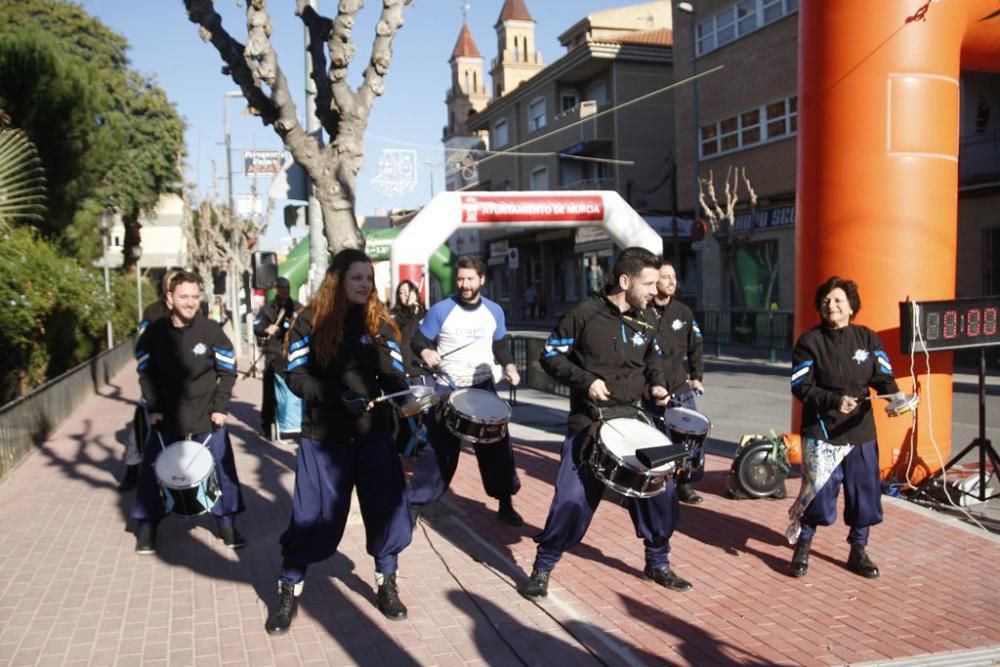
[795,0,1000,483]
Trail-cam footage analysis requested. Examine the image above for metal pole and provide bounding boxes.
[101,210,113,349]
[305,0,327,294]
[224,92,243,360]
[136,256,143,324]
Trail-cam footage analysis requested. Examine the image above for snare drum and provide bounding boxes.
[588,418,685,498]
[154,437,220,516]
[662,407,712,471]
[442,388,511,444]
[396,384,442,418]
[886,393,919,417]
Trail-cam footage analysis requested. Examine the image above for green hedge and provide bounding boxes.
[0,226,154,402]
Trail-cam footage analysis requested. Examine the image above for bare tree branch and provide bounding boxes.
[295,1,339,134]
[183,0,279,125]
[357,0,411,113]
[329,0,363,115]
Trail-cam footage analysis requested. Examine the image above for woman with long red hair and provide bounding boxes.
[264,249,414,635]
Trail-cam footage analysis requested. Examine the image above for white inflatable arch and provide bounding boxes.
[390,191,662,299]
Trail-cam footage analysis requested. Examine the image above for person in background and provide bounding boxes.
[390,279,426,377]
[264,250,415,634]
[788,276,901,579]
[253,277,301,439]
[645,259,706,504]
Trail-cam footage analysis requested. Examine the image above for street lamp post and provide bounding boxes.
[223,91,244,360]
[133,245,143,324]
[423,160,436,199]
[678,3,700,220]
[678,2,706,316]
[100,206,114,349]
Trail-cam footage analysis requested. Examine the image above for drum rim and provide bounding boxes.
[446,388,511,423]
[886,393,919,413]
[598,418,674,471]
[594,424,677,474]
[663,406,713,434]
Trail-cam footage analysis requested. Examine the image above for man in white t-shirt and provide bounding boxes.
[408,255,523,525]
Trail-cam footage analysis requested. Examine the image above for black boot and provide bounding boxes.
[118,465,140,492]
[265,581,300,635]
[519,570,550,601]
[497,498,524,526]
[789,538,811,577]
[134,523,156,555]
[677,483,704,505]
[847,543,880,579]
[218,522,246,549]
[376,573,407,621]
[643,566,693,591]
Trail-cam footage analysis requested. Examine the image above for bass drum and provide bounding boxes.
[726,437,787,500]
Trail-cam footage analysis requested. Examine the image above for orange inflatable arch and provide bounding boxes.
[795,0,1000,481]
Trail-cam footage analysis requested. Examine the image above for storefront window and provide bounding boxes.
[729,240,780,309]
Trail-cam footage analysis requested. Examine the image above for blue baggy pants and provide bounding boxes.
[279,433,412,584]
[532,428,679,573]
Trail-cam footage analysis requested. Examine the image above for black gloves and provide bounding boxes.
[341,391,369,417]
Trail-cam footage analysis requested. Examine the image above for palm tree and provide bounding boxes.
[0,113,47,227]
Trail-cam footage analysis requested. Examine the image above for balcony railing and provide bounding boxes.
[959,131,1000,186]
[556,178,616,191]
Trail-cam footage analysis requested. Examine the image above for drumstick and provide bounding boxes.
[439,340,476,360]
[367,388,417,406]
[862,393,904,402]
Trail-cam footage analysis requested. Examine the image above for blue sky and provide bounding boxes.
[79,0,622,251]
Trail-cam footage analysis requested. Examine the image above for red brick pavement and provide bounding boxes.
[1,363,998,666]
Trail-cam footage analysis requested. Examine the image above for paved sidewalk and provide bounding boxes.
[1,362,999,666]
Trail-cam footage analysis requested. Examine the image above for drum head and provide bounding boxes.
[410,385,436,401]
[155,440,214,490]
[599,418,673,472]
[663,407,712,436]
[449,389,511,421]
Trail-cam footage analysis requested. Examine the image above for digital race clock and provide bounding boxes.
[900,297,1000,353]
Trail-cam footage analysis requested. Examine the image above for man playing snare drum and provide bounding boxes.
[407,255,523,526]
[521,247,693,601]
[130,270,245,554]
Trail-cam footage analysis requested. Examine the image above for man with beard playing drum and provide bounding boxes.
[645,258,707,504]
[520,247,693,601]
[407,255,523,526]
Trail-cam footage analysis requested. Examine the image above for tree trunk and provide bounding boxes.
[120,207,142,274]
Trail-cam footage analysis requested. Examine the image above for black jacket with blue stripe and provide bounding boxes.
[286,305,409,441]
[540,294,667,433]
[645,298,704,393]
[135,312,236,436]
[791,323,900,445]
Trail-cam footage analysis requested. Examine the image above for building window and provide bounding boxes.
[530,166,549,190]
[699,95,797,158]
[696,0,798,56]
[560,91,580,111]
[737,0,757,36]
[765,97,797,139]
[493,118,509,147]
[464,71,470,93]
[587,80,608,105]
[528,97,546,132]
